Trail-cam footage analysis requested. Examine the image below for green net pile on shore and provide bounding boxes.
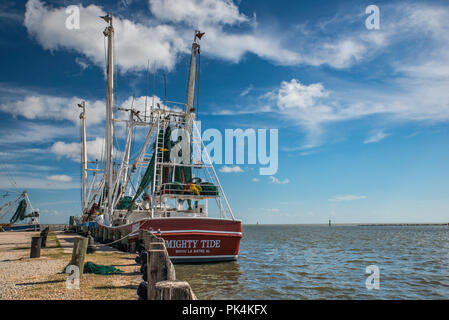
[83,262,124,275]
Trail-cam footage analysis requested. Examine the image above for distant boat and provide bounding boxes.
[0,190,40,231]
[329,219,331,227]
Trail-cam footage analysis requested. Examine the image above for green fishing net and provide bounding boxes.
[83,261,124,275]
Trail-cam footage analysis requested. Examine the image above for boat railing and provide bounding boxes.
[158,182,219,200]
[152,210,208,218]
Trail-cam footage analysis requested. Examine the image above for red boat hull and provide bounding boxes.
[98,217,242,263]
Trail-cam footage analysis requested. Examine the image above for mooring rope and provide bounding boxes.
[94,230,139,247]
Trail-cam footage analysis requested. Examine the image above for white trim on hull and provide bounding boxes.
[170,255,238,263]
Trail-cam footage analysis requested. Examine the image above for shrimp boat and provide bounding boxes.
[0,190,40,231]
[75,13,241,263]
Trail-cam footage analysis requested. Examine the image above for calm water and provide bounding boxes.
[175,225,449,299]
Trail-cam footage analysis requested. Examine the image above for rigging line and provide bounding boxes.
[144,59,150,122]
[0,161,18,189]
[152,62,156,112]
[0,188,20,194]
[80,115,83,209]
[163,72,167,102]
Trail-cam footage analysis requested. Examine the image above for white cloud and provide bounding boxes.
[202,28,300,65]
[149,0,300,65]
[240,84,253,97]
[252,177,260,182]
[0,174,79,189]
[0,94,106,124]
[23,0,304,71]
[269,176,289,184]
[75,57,89,70]
[46,174,72,182]
[329,195,367,202]
[149,0,248,26]
[276,80,328,111]
[1,163,54,171]
[219,165,243,173]
[50,137,110,162]
[24,0,449,79]
[0,122,75,145]
[364,130,389,144]
[265,75,449,149]
[264,208,280,213]
[307,38,368,69]
[24,0,186,72]
[193,3,449,150]
[255,3,449,149]
[117,95,176,120]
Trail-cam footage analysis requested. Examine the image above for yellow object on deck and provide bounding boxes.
[189,184,202,196]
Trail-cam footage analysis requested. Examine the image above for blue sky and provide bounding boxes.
[0,0,449,224]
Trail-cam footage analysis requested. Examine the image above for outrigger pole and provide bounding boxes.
[101,12,115,223]
[186,30,204,123]
[78,101,87,213]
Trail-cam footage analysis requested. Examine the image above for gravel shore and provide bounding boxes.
[0,231,140,300]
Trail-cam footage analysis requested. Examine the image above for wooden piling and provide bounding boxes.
[147,245,176,300]
[121,230,129,250]
[69,216,75,228]
[138,229,196,300]
[142,230,164,250]
[30,236,42,258]
[115,229,120,244]
[69,236,89,275]
[153,281,197,300]
[40,227,49,248]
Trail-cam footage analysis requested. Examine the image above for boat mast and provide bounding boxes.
[23,191,34,213]
[102,13,115,222]
[186,30,204,119]
[78,101,87,212]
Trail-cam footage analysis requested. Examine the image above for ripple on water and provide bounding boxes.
[176,225,449,299]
